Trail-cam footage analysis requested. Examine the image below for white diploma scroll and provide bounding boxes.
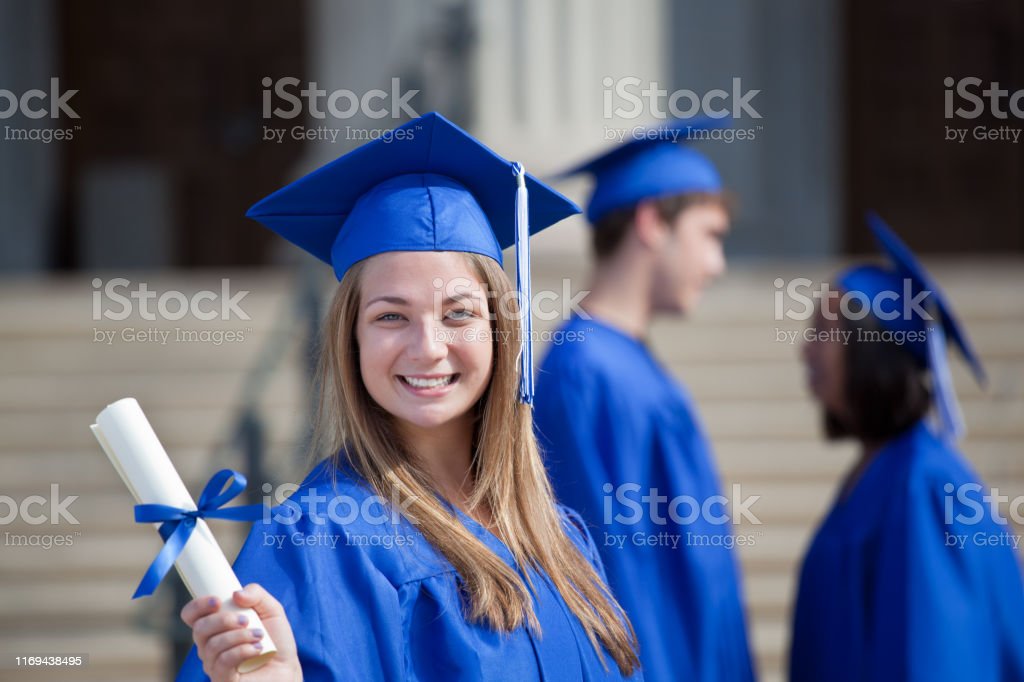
[91,397,277,673]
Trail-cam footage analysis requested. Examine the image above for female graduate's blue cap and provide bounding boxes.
[245,111,580,404]
[556,116,728,224]
[838,212,986,443]
[246,111,579,279]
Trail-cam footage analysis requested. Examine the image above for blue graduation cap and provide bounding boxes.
[246,111,581,403]
[557,117,728,224]
[838,212,986,443]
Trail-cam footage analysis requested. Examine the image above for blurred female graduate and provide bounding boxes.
[791,213,1024,682]
[175,112,642,681]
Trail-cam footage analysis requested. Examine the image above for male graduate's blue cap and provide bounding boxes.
[839,212,986,442]
[556,117,728,224]
[245,111,580,404]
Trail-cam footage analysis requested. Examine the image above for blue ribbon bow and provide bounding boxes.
[132,469,265,599]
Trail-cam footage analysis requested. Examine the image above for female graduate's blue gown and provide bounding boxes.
[790,421,1024,681]
[176,459,641,682]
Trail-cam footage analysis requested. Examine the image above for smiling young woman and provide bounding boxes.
[175,113,642,682]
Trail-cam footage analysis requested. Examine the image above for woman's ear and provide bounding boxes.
[632,200,670,250]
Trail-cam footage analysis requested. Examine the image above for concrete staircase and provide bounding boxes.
[1,258,1021,682]
[0,270,313,682]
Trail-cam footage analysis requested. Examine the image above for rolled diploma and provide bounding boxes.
[91,397,277,673]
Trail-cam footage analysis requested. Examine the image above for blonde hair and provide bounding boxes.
[310,252,639,675]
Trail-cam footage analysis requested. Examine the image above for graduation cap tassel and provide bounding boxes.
[512,162,533,405]
[926,316,966,446]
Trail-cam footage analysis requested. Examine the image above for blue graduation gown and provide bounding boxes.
[534,315,755,682]
[177,459,641,682]
[790,421,1024,681]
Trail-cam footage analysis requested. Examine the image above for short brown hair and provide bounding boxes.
[591,192,732,261]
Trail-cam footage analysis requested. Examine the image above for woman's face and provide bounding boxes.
[356,250,494,433]
[801,292,848,418]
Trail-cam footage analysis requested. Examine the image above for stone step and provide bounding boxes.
[749,615,789,679]
[0,557,800,630]
[0,627,166,682]
[0,332,300,375]
[0,445,311,495]
[0,405,307,452]
[530,257,1024,322]
[0,269,299,337]
[0,368,304,411]
[698,398,1024,440]
[3,396,1020,455]
[4,313,1021,376]
[3,261,1020,333]
[667,359,1024,402]
[1,527,247,581]
[2,430,1018,483]
[0,578,155,630]
[651,320,1024,363]
[1,517,810,578]
[2,359,1021,413]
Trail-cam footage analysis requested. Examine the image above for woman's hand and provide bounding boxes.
[181,583,302,682]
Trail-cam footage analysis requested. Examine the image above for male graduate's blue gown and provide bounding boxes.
[176,459,642,682]
[790,420,1024,682]
[533,315,756,682]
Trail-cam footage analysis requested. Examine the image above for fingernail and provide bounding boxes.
[206,597,217,608]
[253,642,263,651]
[250,628,264,639]
[238,614,249,626]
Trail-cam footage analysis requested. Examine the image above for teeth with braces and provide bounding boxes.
[402,375,455,388]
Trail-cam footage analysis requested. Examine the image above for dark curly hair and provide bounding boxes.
[824,313,932,442]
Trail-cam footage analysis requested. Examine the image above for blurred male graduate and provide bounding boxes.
[534,120,756,682]
[791,213,1024,682]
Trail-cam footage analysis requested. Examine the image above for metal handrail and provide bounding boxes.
[158,260,325,679]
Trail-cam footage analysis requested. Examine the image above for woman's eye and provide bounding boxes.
[447,308,473,321]
[376,312,404,322]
